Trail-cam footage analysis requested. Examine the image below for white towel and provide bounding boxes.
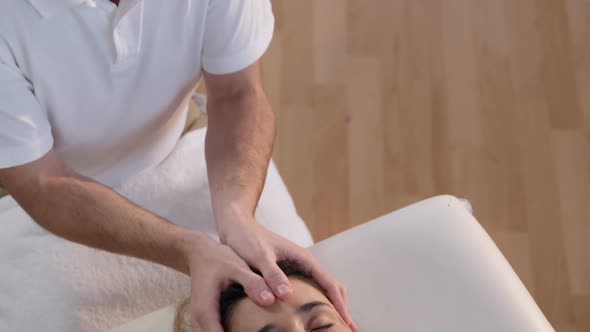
[0,128,313,332]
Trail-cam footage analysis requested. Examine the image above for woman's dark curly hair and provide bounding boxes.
[173,260,324,332]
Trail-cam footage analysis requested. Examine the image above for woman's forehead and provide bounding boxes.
[239,278,331,313]
[230,278,333,329]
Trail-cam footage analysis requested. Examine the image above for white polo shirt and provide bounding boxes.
[0,0,274,187]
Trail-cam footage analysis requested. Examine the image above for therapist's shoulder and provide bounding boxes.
[0,0,42,39]
[0,0,40,21]
[0,0,49,68]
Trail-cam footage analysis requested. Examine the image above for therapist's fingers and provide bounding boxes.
[190,278,223,332]
[305,256,355,329]
[339,285,358,332]
[190,299,223,332]
[236,264,277,306]
[340,283,349,307]
[257,258,293,300]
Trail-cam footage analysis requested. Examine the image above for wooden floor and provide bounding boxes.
[262,0,590,331]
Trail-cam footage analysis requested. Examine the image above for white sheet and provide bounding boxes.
[0,128,313,332]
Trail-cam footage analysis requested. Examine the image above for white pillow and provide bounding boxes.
[110,195,554,332]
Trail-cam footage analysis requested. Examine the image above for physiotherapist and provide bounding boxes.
[0,0,356,331]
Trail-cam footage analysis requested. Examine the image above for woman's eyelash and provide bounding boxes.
[311,323,334,331]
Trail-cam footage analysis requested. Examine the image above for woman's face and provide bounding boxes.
[228,278,352,332]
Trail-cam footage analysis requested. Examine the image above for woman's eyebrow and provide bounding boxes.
[256,301,331,332]
[297,301,330,314]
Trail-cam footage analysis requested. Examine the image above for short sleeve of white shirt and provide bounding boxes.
[201,0,275,75]
[0,36,53,169]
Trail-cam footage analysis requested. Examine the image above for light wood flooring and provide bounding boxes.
[262,0,590,331]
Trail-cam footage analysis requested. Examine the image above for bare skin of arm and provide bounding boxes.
[204,60,276,238]
[199,60,357,332]
[0,63,272,281]
[0,147,276,332]
[0,150,198,274]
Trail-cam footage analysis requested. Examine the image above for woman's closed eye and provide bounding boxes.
[311,323,334,331]
[307,305,340,331]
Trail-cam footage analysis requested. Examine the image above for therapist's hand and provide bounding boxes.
[216,209,358,332]
[184,231,276,332]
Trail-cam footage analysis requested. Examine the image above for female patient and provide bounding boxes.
[174,260,352,332]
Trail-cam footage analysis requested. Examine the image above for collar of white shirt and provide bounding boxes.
[27,0,193,18]
[25,0,150,68]
[26,0,93,18]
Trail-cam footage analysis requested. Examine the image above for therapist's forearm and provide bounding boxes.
[14,171,197,274]
[205,87,275,230]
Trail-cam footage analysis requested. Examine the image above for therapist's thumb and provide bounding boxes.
[190,305,223,332]
[259,260,293,300]
[238,268,276,306]
[189,284,223,332]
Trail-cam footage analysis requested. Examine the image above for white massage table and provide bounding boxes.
[110,195,555,332]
